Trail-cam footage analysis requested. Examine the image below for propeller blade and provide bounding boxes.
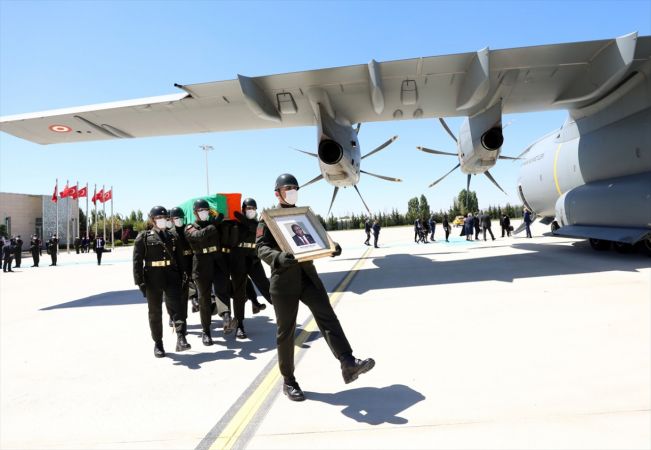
[416,146,457,156]
[360,170,402,182]
[300,174,324,189]
[484,170,507,195]
[362,135,399,160]
[428,163,460,188]
[439,118,458,143]
[466,174,471,209]
[514,141,536,160]
[353,185,371,214]
[327,186,339,216]
[290,147,318,157]
[355,123,361,134]
[498,155,522,160]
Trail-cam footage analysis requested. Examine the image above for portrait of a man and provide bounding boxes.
[291,223,316,247]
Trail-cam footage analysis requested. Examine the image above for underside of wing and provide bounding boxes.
[2,33,649,145]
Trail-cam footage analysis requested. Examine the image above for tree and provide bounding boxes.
[457,189,479,215]
[406,197,420,223]
[419,194,430,219]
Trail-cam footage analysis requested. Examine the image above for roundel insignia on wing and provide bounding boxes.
[49,125,72,133]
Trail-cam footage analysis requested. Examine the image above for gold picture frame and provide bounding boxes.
[260,206,336,262]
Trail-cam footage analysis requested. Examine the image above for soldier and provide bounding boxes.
[48,234,59,266]
[14,235,23,268]
[185,199,236,346]
[169,207,193,329]
[133,206,190,358]
[2,238,15,273]
[230,197,271,339]
[74,236,81,254]
[95,235,106,265]
[257,173,375,402]
[30,234,41,267]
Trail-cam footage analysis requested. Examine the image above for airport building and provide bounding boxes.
[0,192,79,247]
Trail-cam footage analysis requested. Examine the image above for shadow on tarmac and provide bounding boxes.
[41,289,144,310]
[305,384,426,425]
[320,241,650,295]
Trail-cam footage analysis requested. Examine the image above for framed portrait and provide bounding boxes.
[260,206,336,262]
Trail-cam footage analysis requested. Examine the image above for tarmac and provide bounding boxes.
[1,221,649,450]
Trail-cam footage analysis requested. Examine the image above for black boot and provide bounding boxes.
[175,322,191,351]
[222,311,235,335]
[341,356,375,384]
[252,300,266,314]
[202,331,213,346]
[282,381,305,402]
[154,341,165,358]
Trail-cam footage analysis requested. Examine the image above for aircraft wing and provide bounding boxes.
[2,33,650,145]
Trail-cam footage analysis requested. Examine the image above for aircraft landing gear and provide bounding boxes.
[637,237,651,257]
[589,238,611,251]
[613,242,634,253]
[550,221,560,232]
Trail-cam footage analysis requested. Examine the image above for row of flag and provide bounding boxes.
[51,181,112,204]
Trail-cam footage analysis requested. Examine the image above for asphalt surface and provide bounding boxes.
[1,221,649,449]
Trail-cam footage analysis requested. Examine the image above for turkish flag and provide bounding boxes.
[77,186,88,198]
[103,190,112,202]
[68,185,78,199]
[60,183,70,198]
[51,182,58,203]
[93,188,103,205]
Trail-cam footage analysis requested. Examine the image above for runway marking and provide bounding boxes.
[198,247,373,450]
[553,142,563,196]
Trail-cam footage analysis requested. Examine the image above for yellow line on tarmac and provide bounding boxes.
[210,247,373,450]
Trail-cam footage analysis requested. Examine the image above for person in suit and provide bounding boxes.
[291,224,315,247]
[257,173,374,402]
[442,214,450,242]
[13,235,23,268]
[372,220,381,248]
[473,213,481,240]
[364,219,372,246]
[95,235,106,265]
[501,214,511,237]
[47,234,59,266]
[524,209,533,238]
[428,215,436,241]
[2,239,15,272]
[74,236,81,254]
[30,234,41,267]
[480,212,495,241]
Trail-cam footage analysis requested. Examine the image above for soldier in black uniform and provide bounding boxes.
[14,235,23,268]
[230,197,271,339]
[74,236,81,254]
[257,174,375,402]
[30,234,41,267]
[133,206,191,358]
[185,199,236,346]
[48,234,59,266]
[169,207,193,328]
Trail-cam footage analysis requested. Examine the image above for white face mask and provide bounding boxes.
[166,220,173,229]
[245,209,257,220]
[154,218,167,229]
[173,218,184,227]
[283,189,298,205]
[198,210,210,221]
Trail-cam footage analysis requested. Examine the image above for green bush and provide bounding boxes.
[114,240,123,247]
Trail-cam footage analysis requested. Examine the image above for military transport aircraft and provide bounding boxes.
[1,33,649,252]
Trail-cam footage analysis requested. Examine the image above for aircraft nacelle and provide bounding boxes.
[316,103,361,187]
[458,102,504,174]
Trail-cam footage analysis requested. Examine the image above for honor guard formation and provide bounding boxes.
[131,173,375,402]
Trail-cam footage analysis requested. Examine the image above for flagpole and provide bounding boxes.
[102,184,106,239]
[85,182,89,240]
[110,186,114,250]
[55,178,59,240]
[76,180,80,238]
[94,184,98,238]
[66,179,70,254]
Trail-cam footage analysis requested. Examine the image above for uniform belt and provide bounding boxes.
[220,247,231,254]
[147,260,171,267]
[238,242,256,249]
[201,246,218,254]
[183,250,193,256]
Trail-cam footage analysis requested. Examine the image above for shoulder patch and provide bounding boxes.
[256,223,265,239]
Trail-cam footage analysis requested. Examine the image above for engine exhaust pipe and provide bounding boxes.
[318,139,343,165]
[481,127,504,150]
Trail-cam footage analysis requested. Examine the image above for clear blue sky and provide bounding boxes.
[1,0,649,218]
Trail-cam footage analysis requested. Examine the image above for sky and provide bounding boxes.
[1,0,649,219]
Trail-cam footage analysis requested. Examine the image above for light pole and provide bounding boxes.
[199,144,214,195]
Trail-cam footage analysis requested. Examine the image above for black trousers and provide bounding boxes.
[364,231,370,244]
[97,249,103,265]
[194,254,231,334]
[145,269,184,342]
[31,248,39,266]
[272,271,352,382]
[3,257,13,272]
[483,226,495,240]
[444,227,450,241]
[14,251,21,267]
[50,251,57,266]
[373,233,379,247]
[231,250,271,322]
